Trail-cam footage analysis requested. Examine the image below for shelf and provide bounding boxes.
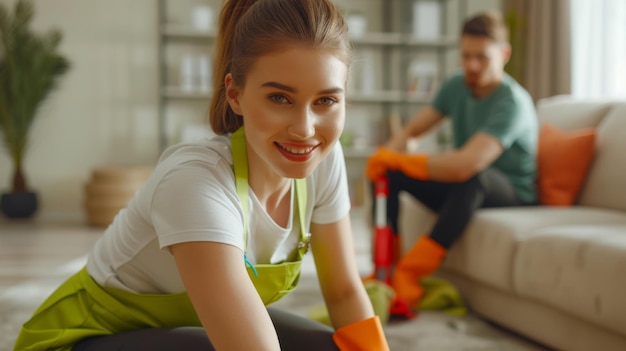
[161,87,431,104]
[404,36,457,48]
[161,26,455,47]
[348,90,431,104]
[350,32,457,48]
[162,86,212,100]
[350,32,403,46]
[161,25,216,40]
[343,147,375,159]
[348,90,402,103]
[405,95,433,104]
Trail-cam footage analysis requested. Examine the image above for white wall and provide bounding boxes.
[0,0,160,220]
[0,0,501,221]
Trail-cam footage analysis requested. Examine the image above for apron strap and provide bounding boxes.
[231,127,308,263]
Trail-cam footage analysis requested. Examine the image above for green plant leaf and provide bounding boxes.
[0,0,71,192]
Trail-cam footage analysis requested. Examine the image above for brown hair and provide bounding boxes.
[209,0,351,135]
[461,10,509,44]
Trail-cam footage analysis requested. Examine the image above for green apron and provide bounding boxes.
[13,127,309,351]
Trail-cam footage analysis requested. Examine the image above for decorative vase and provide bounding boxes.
[0,191,38,219]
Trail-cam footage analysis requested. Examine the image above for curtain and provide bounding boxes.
[503,0,571,102]
[570,0,626,99]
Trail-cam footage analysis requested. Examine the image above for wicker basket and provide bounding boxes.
[84,166,152,227]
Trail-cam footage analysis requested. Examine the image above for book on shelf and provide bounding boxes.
[412,1,442,40]
[406,59,438,99]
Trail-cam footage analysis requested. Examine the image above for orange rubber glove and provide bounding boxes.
[393,152,429,180]
[366,147,429,181]
[365,148,397,181]
[333,316,390,351]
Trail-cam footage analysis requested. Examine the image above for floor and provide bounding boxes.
[0,209,549,351]
[0,218,103,350]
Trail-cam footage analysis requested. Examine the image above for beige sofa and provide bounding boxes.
[399,96,626,351]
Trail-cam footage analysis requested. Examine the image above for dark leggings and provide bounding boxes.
[72,308,338,351]
[381,168,530,249]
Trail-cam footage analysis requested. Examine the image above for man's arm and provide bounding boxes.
[427,91,527,182]
[371,106,505,183]
[386,106,444,152]
[427,132,503,182]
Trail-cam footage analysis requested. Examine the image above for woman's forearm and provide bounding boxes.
[325,284,375,329]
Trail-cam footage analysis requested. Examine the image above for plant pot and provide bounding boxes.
[1,191,38,219]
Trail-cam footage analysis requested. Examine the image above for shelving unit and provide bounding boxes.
[157,0,221,151]
[337,0,466,205]
[156,0,466,206]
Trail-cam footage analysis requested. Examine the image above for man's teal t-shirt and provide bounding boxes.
[432,73,538,203]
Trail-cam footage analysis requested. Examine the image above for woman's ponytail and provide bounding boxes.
[209,0,258,134]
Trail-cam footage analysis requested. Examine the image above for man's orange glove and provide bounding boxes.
[365,148,398,181]
[333,316,390,351]
[366,147,429,181]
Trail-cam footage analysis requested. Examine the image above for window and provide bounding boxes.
[571,0,626,98]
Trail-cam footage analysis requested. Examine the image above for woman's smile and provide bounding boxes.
[226,47,347,180]
[274,141,320,162]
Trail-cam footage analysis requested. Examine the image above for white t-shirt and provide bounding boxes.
[86,135,351,294]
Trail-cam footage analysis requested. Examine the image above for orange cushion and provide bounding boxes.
[537,123,596,206]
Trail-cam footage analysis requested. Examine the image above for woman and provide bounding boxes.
[14,0,389,350]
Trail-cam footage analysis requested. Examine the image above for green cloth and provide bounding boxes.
[418,276,467,316]
[309,276,466,326]
[432,72,538,204]
[309,280,395,326]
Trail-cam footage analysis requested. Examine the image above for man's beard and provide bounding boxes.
[465,77,480,92]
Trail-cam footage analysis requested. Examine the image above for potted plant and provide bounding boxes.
[0,0,70,219]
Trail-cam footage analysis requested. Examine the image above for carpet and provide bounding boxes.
[274,255,545,351]
[0,257,88,351]
[0,208,547,351]
[0,254,545,351]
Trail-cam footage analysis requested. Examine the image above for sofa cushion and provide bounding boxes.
[536,96,613,130]
[578,103,626,212]
[441,207,626,293]
[399,193,626,292]
[537,123,596,206]
[513,224,626,337]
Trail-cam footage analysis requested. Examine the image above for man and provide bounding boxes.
[366,10,537,308]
